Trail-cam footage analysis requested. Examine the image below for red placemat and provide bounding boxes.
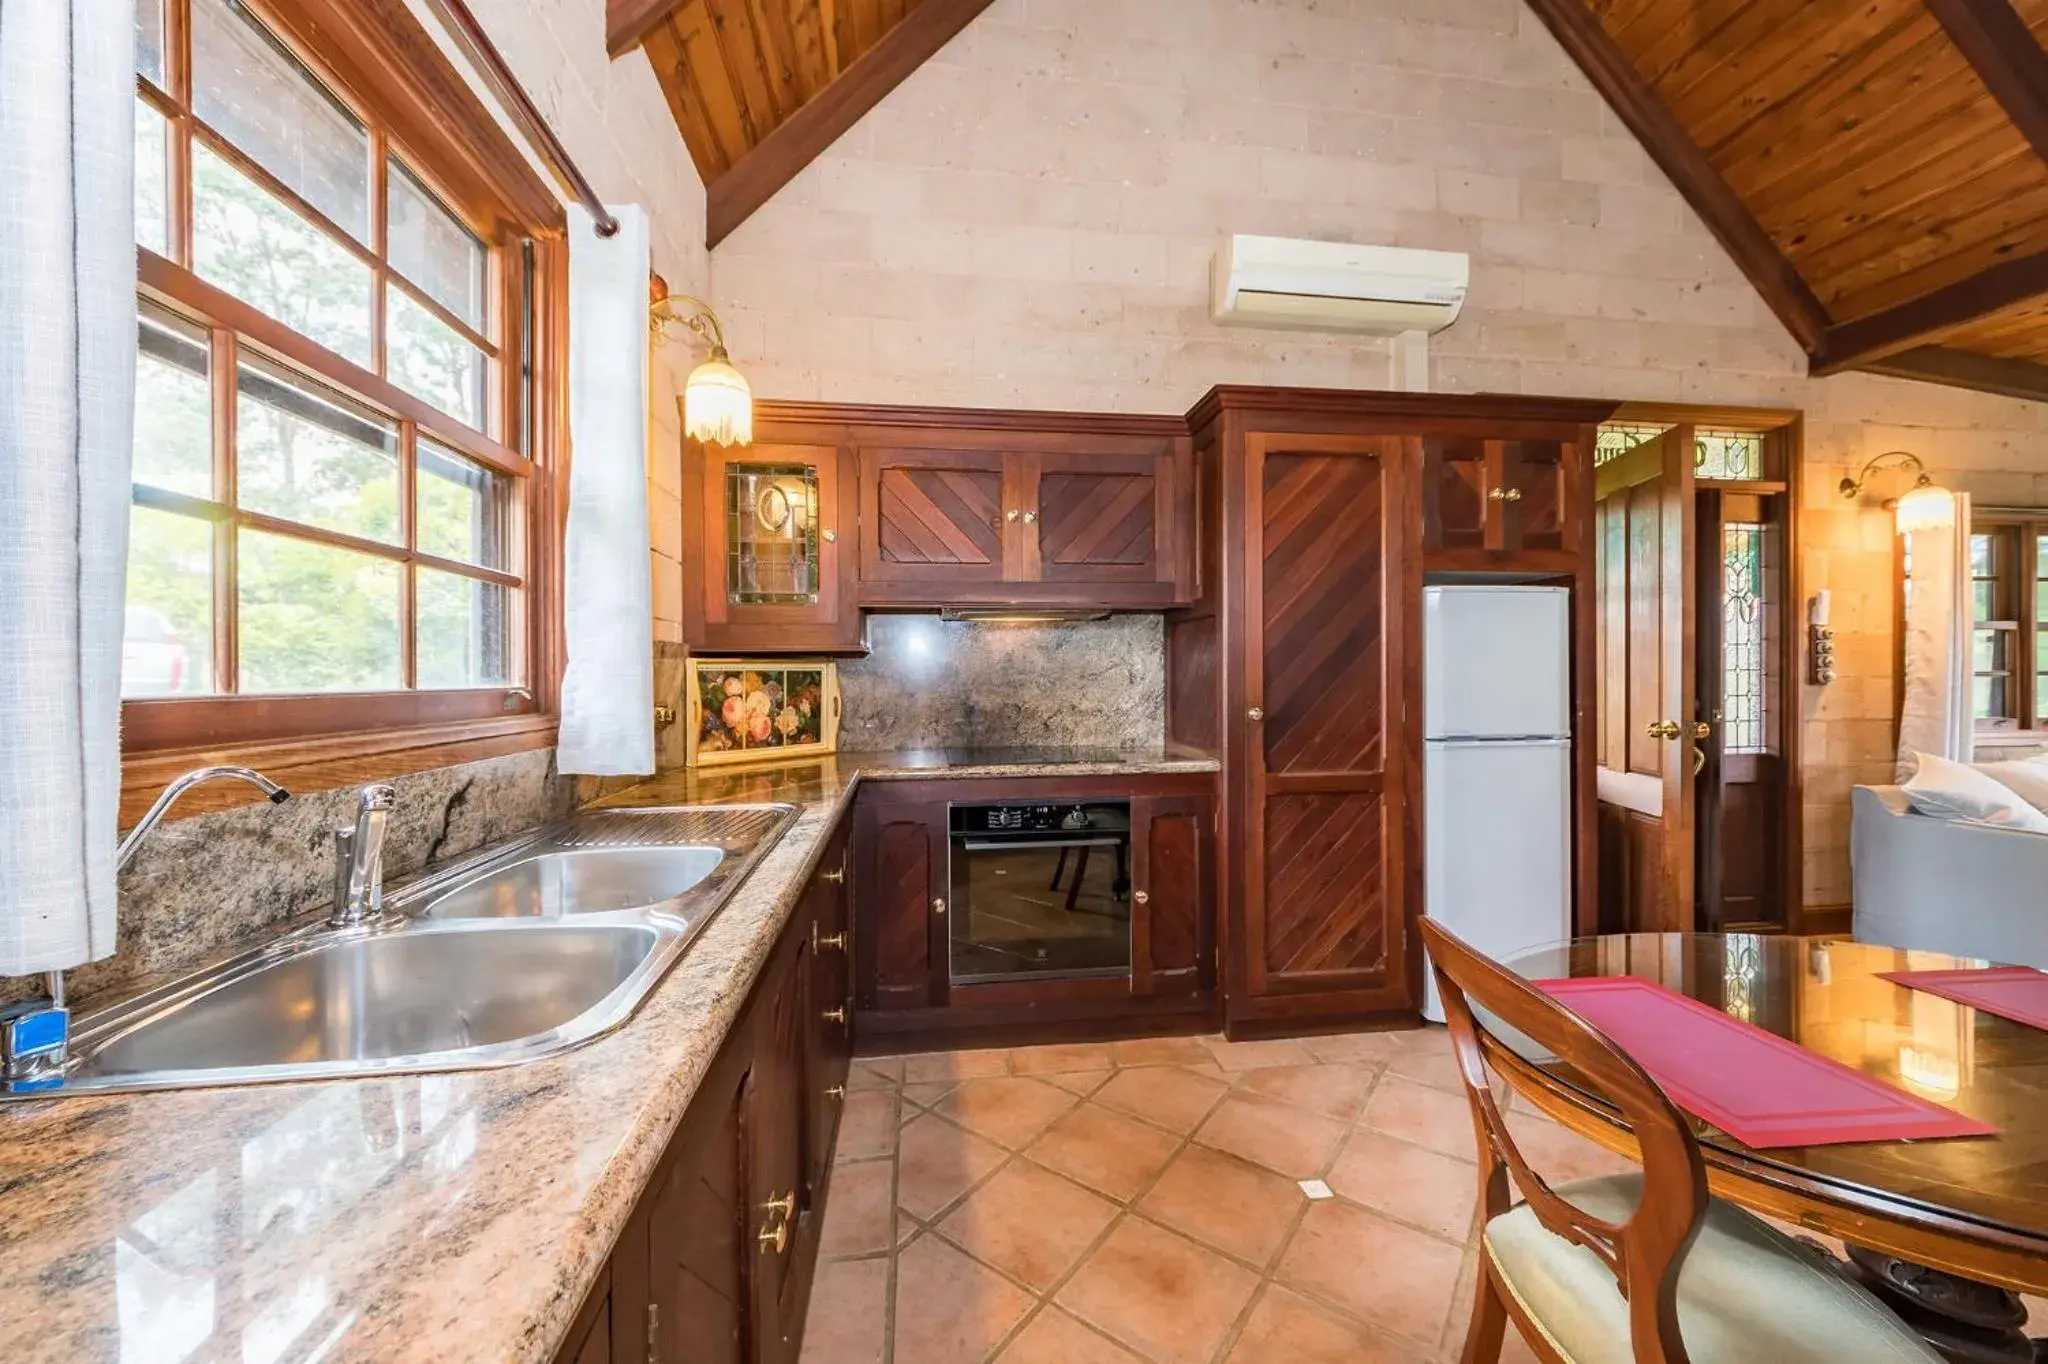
[1535,977,1998,1149]
[1880,966,2048,1031]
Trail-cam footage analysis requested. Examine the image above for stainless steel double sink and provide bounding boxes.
[6,805,798,1100]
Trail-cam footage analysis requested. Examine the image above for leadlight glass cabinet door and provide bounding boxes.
[687,441,861,653]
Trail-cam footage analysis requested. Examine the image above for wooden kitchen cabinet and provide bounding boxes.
[1422,435,1583,571]
[683,438,863,654]
[1130,792,1211,998]
[557,841,854,1364]
[852,794,948,1015]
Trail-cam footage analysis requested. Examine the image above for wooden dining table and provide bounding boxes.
[1491,933,2048,1363]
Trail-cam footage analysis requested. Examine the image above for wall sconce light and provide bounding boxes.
[1838,450,1953,536]
[650,274,752,447]
[1807,590,1835,686]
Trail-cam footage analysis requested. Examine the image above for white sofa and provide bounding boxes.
[1850,785,2048,968]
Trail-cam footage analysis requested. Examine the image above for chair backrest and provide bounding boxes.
[1419,918,1709,1364]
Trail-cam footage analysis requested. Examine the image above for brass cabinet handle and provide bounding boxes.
[1487,486,1524,502]
[1006,509,1021,522]
[762,1191,796,1218]
[817,930,848,951]
[647,1302,659,1364]
[822,1006,847,1025]
[1645,720,1682,741]
[822,528,837,542]
[1132,890,1150,905]
[821,866,845,884]
[825,1084,845,1100]
[1022,510,1037,524]
[1246,707,1264,722]
[932,897,947,916]
[758,1219,789,1254]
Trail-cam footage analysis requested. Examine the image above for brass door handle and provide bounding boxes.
[1692,744,1707,777]
[1645,720,1682,741]
[758,1219,789,1254]
[1690,721,1712,741]
[761,1191,796,1218]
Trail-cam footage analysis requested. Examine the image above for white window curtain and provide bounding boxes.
[1897,492,1974,777]
[0,2,136,976]
[557,204,655,776]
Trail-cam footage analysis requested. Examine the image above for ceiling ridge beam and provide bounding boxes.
[705,0,999,248]
[1922,0,2048,167]
[609,0,689,58]
[1520,0,1832,354]
[1811,246,2048,373]
[1855,345,2048,403]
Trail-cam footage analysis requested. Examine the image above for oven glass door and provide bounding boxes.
[949,824,1132,985]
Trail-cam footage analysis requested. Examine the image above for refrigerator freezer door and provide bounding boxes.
[1422,737,1571,1023]
[1424,585,1571,740]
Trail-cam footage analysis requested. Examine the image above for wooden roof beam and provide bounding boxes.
[1854,345,2048,403]
[707,0,998,247]
[1922,0,2048,165]
[1810,247,2048,373]
[1520,0,1832,355]
[609,0,689,57]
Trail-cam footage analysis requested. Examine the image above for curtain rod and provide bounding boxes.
[422,0,622,238]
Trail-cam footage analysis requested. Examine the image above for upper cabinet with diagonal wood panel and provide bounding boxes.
[611,0,998,245]
[1525,0,2048,403]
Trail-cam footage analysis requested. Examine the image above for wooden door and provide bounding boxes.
[689,441,858,653]
[1240,432,1420,1021]
[1592,426,1696,932]
[859,447,1008,589]
[645,1065,747,1364]
[1028,450,1176,591]
[852,796,948,1012]
[746,942,809,1364]
[1130,793,1210,998]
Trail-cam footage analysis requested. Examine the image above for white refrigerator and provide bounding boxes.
[1421,585,1573,1023]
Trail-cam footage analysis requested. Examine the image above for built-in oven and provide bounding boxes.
[948,801,1132,985]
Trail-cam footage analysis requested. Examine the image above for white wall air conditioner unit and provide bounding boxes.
[1209,235,1469,336]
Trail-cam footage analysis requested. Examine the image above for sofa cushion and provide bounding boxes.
[1902,753,2048,833]
[1976,754,2048,815]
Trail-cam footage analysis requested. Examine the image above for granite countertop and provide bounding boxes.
[0,746,1216,1364]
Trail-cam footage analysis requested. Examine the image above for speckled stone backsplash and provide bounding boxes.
[0,747,573,1010]
[836,614,1166,750]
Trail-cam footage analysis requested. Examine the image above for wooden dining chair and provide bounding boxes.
[1418,918,1941,1364]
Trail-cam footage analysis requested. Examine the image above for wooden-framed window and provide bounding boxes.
[1969,515,2048,732]
[125,0,567,810]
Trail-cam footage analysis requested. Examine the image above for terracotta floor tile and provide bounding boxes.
[1200,1036,1315,1072]
[1224,1286,1414,1364]
[929,1076,1081,1150]
[896,1113,1010,1221]
[1009,1042,1115,1075]
[1232,1062,1379,1122]
[1393,1026,1453,1054]
[1137,1144,1303,1268]
[1194,1093,1346,1179]
[936,1160,1120,1290]
[1275,1199,1464,1347]
[797,1256,888,1364]
[820,1158,895,1258]
[996,1307,1149,1363]
[1040,1069,1112,1098]
[1503,1110,1638,1183]
[892,1234,1036,1364]
[1383,1047,1467,1094]
[901,1080,958,1110]
[1027,1103,1181,1202]
[847,1058,903,1090]
[902,1047,1011,1085]
[1109,1036,1216,1068]
[1056,1216,1260,1364]
[833,1090,899,1162]
[1298,1030,1410,1064]
[1092,1065,1229,1135]
[1358,1075,1477,1162]
[1326,1128,1478,1244]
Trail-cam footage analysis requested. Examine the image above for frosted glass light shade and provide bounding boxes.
[1895,483,1953,535]
[685,355,753,447]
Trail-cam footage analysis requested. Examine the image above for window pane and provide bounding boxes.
[1973,580,1997,621]
[190,0,368,239]
[137,0,166,83]
[389,161,487,330]
[192,143,373,366]
[1974,629,2003,673]
[136,100,169,253]
[388,286,486,429]
[236,357,400,543]
[237,530,400,692]
[1974,675,2002,720]
[417,570,514,688]
[134,310,214,498]
[124,507,215,698]
[1971,534,1994,577]
[417,438,513,569]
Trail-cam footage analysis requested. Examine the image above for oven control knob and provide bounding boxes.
[1061,807,1091,830]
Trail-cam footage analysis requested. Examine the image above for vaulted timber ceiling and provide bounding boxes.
[1527,0,2048,402]
[608,0,996,246]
